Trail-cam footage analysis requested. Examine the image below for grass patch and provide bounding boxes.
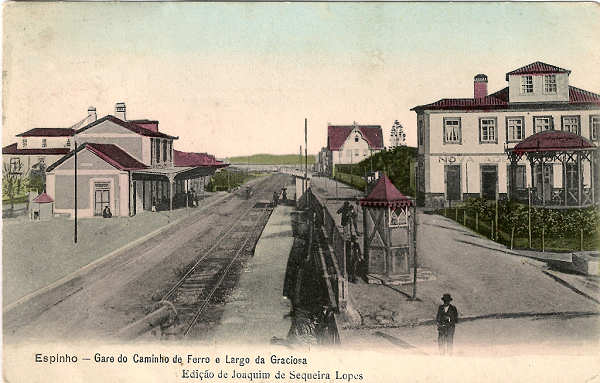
[228,153,315,165]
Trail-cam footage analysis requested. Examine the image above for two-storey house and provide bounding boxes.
[2,107,97,176]
[326,123,384,176]
[45,102,227,218]
[412,62,600,208]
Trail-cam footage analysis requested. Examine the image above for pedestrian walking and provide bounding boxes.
[281,187,287,202]
[436,293,458,355]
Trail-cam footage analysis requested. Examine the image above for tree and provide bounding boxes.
[3,161,26,211]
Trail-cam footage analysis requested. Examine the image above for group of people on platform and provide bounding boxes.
[272,187,287,207]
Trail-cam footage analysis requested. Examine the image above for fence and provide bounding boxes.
[436,204,599,252]
[307,189,351,311]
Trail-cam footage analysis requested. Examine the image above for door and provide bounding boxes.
[481,165,498,200]
[445,165,461,202]
[534,164,553,202]
[94,182,110,216]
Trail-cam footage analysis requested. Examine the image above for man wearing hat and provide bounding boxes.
[436,293,458,355]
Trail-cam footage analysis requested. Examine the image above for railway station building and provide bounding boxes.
[44,103,227,217]
[411,62,600,208]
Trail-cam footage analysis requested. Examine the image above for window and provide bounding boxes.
[22,139,27,148]
[544,74,557,93]
[9,158,21,173]
[167,141,172,162]
[443,118,461,144]
[479,117,497,143]
[561,116,580,134]
[66,139,71,147]
[162,140,167,162]
[42,139,47,148]
[506,117,525,142]
[533,116,553,133]
[354,135,359,143]
[155,139,161,163]
[417,119,424,146]
[590,115,600,141]
[521,75,533,94]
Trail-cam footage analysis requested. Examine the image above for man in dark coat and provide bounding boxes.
[436,293,458,355]
[337,201,359,237]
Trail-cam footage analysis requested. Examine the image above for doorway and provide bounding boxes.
[94,182,111,216]
[480,165,498,200]
[445,165,461,202]
[534,164,553,202]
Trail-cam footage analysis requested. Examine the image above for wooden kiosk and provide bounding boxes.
[359,174,416,279]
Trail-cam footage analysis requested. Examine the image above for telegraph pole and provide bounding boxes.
[304,118,308,194]
[74,138,78,244]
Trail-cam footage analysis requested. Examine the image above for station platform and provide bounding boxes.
[208,203,295,344]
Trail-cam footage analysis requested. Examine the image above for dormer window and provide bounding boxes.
[66,139,71,147]
[520,76,533,94]
[355,135,359,143]
[42,139,47,148]
[544,74,557,93]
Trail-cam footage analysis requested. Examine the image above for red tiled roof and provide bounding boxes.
[77,115,178,140]
[130,119,159,133]
[327,125,384,151]
[506,61,570,81]
[511,130,595,154]
[85,143,148,170]
[173,150,228,168]
[359,174,413,208]
[411,86,600,111]
[16,128,76,137]
[2,143,71,155]
[46,143,148,172]
[32,192,54,203]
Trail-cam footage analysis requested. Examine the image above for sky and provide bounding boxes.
[3,2,600,158]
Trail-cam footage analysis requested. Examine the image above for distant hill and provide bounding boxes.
[227,154,316,165]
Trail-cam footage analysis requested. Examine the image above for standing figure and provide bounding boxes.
[436,293,458,355]
[336,201,359,238]
[102,205,112,218]
[272,191,279,207]
[281,187,287,202]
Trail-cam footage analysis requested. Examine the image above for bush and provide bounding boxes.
[335,146,417,196]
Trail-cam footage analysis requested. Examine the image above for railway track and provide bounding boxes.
[153,174,287,339]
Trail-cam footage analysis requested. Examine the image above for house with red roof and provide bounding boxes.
[43,103,227,218]
[323,122,384,176]
[2,107,97,177]
[411,61,600,207]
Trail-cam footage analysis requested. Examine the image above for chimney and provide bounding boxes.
[474,74,488,98]
[115,102,126,120]
[87,106,97,123]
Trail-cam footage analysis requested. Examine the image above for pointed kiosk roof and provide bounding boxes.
[32,192,54,204]
[359,174,413,208]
